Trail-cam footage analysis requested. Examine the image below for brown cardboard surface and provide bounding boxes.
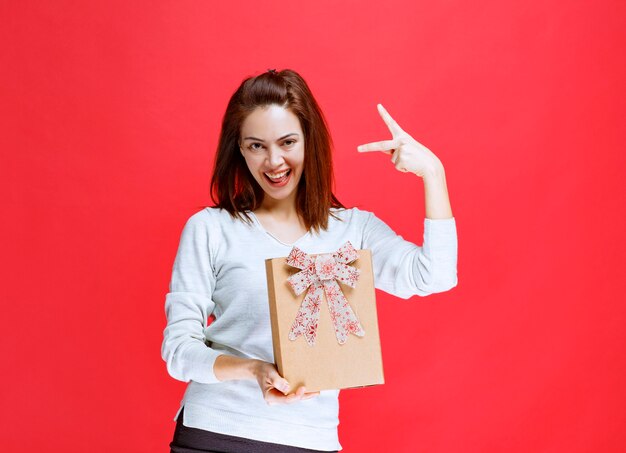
[265,248,384,392]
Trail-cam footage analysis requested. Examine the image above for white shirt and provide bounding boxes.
[161,206,458,451]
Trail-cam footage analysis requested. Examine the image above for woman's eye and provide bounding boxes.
[250,143,263,150]
[284,140,296,146]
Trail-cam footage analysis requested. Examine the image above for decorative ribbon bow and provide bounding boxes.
[286,241,366,346]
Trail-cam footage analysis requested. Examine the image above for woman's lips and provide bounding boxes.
[264,169,291,186]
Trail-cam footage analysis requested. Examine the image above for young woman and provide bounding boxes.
[162,68,457,452]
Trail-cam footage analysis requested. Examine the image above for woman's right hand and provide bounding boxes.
[252,360,320,405]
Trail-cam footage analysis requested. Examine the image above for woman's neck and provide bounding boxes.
[257,194,298,222]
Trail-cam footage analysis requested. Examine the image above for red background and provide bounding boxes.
[2,1,625,452]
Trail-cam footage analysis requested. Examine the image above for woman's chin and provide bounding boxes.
[261,183,299,202]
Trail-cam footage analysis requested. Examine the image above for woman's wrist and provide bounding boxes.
[214,354,261,382]
[422,164,453,219]
[421,160,445,181]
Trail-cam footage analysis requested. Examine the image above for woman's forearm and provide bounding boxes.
[422,164,453,220]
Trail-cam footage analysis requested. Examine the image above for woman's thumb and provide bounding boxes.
[273,377,290,395]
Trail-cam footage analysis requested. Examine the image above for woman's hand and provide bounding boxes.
[357,103,443,178]
[252,360,320,406]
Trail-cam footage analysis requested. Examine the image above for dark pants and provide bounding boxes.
[169,406,339,453]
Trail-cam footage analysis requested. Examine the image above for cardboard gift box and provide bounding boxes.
[265,241,385,392]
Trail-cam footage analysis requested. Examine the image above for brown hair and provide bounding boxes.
[207,68,347,235]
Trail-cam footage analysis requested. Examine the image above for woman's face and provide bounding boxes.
[239,104,305,206]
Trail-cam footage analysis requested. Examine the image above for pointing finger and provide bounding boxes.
[377,103,404,136]
[357,139,400,153]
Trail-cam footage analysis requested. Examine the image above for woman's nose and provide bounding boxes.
[267,145,286,167]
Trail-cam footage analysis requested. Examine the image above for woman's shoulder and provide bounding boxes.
[180,207,249,251]
[330,205,372,223]
[330,206,370,216]
[183,206,236,229]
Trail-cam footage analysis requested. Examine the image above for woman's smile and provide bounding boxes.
[264,168,292,186]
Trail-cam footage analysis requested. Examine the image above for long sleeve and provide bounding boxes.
[161,212,223,384]
[361,210,458,299]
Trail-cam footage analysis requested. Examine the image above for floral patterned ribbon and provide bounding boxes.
[286,241,366,346]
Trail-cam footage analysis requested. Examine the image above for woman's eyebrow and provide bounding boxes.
[243,133,299,142]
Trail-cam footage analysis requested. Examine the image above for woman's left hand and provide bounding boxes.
[357,104,443,178]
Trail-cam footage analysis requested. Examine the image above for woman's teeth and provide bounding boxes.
[265,169,290,180]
